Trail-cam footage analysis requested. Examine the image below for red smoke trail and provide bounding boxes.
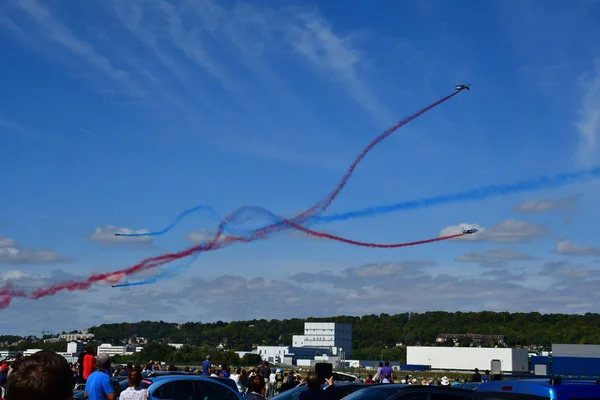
[0,225,466,307]
[208,91,461,246]
[0,90,464,308]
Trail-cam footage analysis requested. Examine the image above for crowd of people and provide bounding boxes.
[0,350,487,400]
[0,350,332,400]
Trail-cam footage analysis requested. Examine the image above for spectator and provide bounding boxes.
[365,374,374,383]
[483,370,490,382]
[119,363,133,377]
[260,362,271,388]
[201,355,211,376]
[6,350,73,400]
[85,353,116,400]
[298,371,334,400]
[82,347,96,381]
[6,354,22,380]
[119,369,147,400]
[246,374,266,400]
[268,368,277,397]
[472,368,482,382]
[380,361,393,383]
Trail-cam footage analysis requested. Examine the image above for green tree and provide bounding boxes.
[241,353,262,366]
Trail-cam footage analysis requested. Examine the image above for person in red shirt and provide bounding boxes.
[82,347,96,381]
[365,374,374,383]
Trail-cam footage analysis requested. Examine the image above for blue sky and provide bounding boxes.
[1,0,600,335]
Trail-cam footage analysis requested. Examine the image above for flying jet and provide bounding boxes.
[462,228,479,234]
[455,83,471,91]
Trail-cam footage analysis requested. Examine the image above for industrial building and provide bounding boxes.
[96,343,138,356]
[248,322,352,366]
[531,344,600,377]
[293,322,352,358]
[407,346,529,372]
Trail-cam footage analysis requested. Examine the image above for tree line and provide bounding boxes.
[86,312,600,353]
[5,312,600,363]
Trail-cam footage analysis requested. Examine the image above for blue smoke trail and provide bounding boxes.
[114,166,600,287]
[118,166,600,238]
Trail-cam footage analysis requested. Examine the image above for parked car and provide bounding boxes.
[475,377,600,400]
[341,384,475,400]
[271,382,371,400]
[147,374,242,400]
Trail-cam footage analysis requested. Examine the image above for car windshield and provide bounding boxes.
[342,385,403,400]
[271,385,309,400]
[120,379,152,390]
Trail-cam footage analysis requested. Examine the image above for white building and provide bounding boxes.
[0,350,19,359]
[60,331,94,342]
[256,346,290,364]
[292,322,352,358]
[407,346,529,372]
[67,342,87,355]
[96,343,137,357]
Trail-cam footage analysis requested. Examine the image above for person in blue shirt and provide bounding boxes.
[84,353,116,400]
[202,355,211,376]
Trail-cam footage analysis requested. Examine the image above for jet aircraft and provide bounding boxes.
[455,83,471,91]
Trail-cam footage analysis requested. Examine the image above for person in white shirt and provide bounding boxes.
[231,367,244,393]
[268,370,277,397]
[119,369,148,400]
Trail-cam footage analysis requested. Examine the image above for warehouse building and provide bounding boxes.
[407,346,529,373]
[551,344,600,377]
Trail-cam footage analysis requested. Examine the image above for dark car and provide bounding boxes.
[147,375,242,400]
[143,370,238,393]
[342,384,476,400]
[475,377,600,400]
[452,382,480,391]
[272,382,371,400]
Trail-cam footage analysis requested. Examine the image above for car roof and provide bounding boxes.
[477,378,600,398]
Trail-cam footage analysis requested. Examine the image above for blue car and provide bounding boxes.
[475,377,600,400]
[147,375,242,400]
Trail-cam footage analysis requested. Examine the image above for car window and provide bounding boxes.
[271,385,308,400]
[329,385,368,400]
[193,380,239,400]
[434,389,475,400]
[153,381,195,400]
[397,391,431,400]
[343,386,405,400]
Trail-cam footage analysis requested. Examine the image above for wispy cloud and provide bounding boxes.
[88,226,153,246]
[513,195,580,213]
[456,248,536,268]
[283,10,392,123]
[0,234,72,265]
[440,219,549,243]
[576,60,600,166]
[13,0,145,98]
[556,240,600,256]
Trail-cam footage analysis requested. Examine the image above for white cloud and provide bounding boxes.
[576,61,600,166]
[12,0,144,98]
[556,240,600,256]
[186,229,235,244]
[541,260,600,281]
[456,248,536,267]
[0,234,71,265]
[282,10,391,123]
[87,226,153,245]
[439,219,548,243]
[514,195,580,213]
[5,256,600,332]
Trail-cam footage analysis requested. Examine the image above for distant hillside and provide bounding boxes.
[87,311,600,359]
